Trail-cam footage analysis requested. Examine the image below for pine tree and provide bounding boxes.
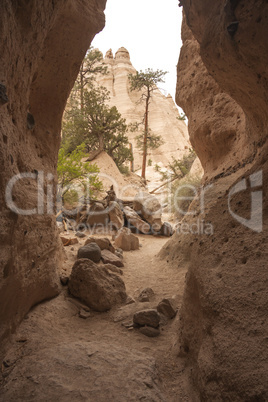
[128,68,167,179]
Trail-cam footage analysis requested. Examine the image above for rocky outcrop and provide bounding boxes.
[0,1,106,345]
[163,2,268,400]
[96,48,190,171]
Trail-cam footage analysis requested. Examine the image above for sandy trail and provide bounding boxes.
[1,234,191,401]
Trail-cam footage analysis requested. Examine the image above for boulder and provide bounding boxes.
[138,288,155,302]
[133,192,162,232]
[68,259,126,311]
[114,227,139,251]
[85,237,115,253]
[101,249,124,268]
[160,222,174,237]
[77,243,101,263]
[109,201,124,230]
[123,206,151,234]
[133,309,160,329]
[157,299,177,319]
[79,310,91,319]
[87,202,109,227]
[139,326,160,338]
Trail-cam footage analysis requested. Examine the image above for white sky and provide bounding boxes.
[92,0,183,102]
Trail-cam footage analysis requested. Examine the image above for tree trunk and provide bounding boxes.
[86,134,104,161]
[129,143,134,172]
[141,90,150,179]
[80,63,84,110]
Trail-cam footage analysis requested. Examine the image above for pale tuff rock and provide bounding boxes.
[105,48,113,59]
[95,48,191,171]
[115,47,131,62]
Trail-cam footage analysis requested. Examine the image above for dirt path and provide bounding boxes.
[0,234,191,401]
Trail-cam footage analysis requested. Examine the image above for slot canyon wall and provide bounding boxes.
[0,0,106,347]
[161,1,268,400]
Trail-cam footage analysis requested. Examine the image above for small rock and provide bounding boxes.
[115,248,123,259]
[67,297,90,312]
[160,222,174,237]
[122,321,134,329]
[114,227,139,251]
[60,236,78,246]
[115,251,123,259]
[133,309,160,329]
[85,237,115,253]
[77,243,101,263]
[138,288,155,302]
[157,299,177,319]
[125,295,136,305]
[139,326,160,338]
[60,276,69,286]
[75,231,86,238]
[101,249,124,268]
[79,309,91,319]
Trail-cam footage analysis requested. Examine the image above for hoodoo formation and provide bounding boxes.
[0,0,268,400]
[96,47,190,170]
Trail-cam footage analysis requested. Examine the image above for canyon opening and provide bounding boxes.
[0,1,267,401]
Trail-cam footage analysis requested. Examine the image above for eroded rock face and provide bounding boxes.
[169,2,268,400]
[0,0,106,346]
[177,17,250,181]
